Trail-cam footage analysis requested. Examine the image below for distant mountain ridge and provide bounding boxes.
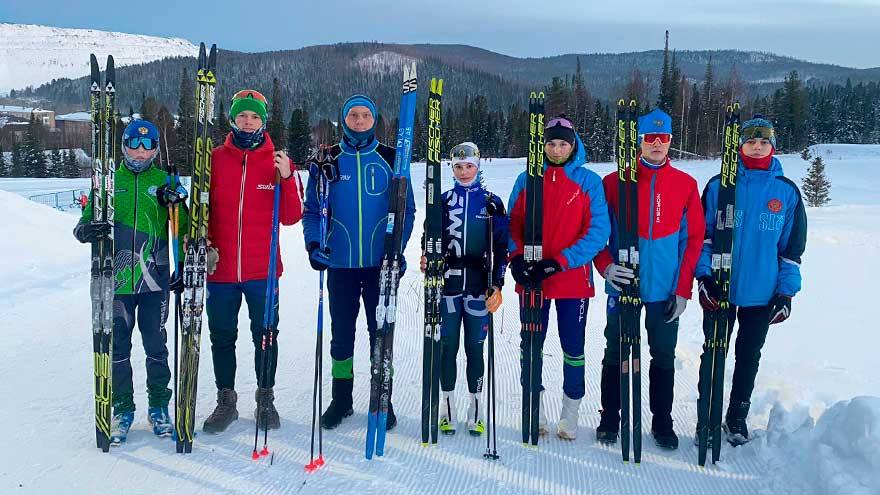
[4,25,878,121]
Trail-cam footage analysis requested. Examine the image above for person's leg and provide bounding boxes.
[242,278,281,429]
[322,268,360,428]
[111,295,137,415]
[725,304,772,442]
[136,291,174,435]
[440,295,465,392]
[644,301,679,434]
[462,294,488,435]
[203,282,243,433]
[555,298,589,439]
[598,297,623,440]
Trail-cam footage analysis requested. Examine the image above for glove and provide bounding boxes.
[74,222,111,244]
[603,263,635,291]
[664,295,688,323]
[486,286,503,313]
[698,276,721,311]
[510,255,530,286]
[157,183,188,207]
[169,263,184,295]
[307,241,331,271]
[206,246,220,275]
[529,259,562,283]
[769,294,792,325]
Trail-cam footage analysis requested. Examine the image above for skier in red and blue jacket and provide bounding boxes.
[694,115,807,447]
[508,115,610,440]
[593,109,705,450]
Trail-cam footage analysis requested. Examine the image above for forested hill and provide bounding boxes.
[20,41,880,120]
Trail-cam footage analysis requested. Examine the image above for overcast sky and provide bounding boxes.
[2,0,878,68]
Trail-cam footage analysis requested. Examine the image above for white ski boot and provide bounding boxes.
[467,393,485,436]
[557,394,582,440]
[439,391,457,435]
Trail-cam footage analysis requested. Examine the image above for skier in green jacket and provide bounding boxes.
[74,119,190,446]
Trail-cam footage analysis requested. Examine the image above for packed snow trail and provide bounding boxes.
[0,148,878,494]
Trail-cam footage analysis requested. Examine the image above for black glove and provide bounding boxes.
[307,242,331,271]
[529,259,562,283]
[769,294,792,325]
[510,255,530,285]
[698,276,722,311]
[157,183,188,207]
[74,222,111,244]
[169,263,185,295]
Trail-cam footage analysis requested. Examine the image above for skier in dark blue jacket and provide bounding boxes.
[302,94,416,430]
[420,142,508,436]
[695,116,807,446]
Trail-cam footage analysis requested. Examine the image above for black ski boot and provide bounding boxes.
[203,389,239,433]
[255,387,280,430]
[385,401,397,430]
[596,364,620,445]
[649,366,678,450]
[321,378,354,429]
[724,400,751,446]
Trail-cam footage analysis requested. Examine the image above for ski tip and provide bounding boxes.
[208,44,218,67]
[410,61,417,80]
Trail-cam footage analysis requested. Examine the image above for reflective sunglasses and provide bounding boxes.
[231,89,268,104]
[642,133,671,145]
[124,136,158,150]
[545,117,574,130]
[741,126,775,140]
[450,143,480,162]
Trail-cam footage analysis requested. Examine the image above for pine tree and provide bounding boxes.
[139,95,160,123]
[572,57,590,142]
[64,149,82,177]
[0,144,8,177]
[267,77,287,149]
[22,115,47,177]
[10,143,26,177]
[48,149,64,177]
[287,107,312,165]
[174,68,195,175]
[545,76,570,118]
[658,30,673,113]
[215,101,232,145]
[802,155,831,206]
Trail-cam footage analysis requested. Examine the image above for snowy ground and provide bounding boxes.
[0,145,877,495]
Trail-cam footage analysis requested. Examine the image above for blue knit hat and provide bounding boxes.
[341,94,377,147]
[740,114,777,149]
[638,109,673,137]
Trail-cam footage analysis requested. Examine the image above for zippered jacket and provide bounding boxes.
[302,138,416,268]
[207,132,304,283]
[695,157,807,307]
[76,162,191,295]
[508,134,610,299]
[594,157,705,302]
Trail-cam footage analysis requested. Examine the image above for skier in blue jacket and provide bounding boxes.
[419,142,508,436]
[302,94,416,431]
[695,116,807,446]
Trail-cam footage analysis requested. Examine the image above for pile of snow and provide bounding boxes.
[0,23,197,94]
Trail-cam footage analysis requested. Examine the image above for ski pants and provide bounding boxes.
[327,267,381,380]
[602,298,680,429]
[112,291,172,414]
[602,298,679,371]
[440,293,488,394]
[520,298,589,400]
[206,279,280,390]
[697,304,772,405]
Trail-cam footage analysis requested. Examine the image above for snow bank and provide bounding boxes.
[759,397,880,495]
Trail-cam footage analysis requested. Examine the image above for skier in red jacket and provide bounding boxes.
[201,89,304,434]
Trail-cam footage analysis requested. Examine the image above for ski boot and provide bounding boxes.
[321,378,354,429]
[439,391,457,435]
[110,411,134,446]
[467,393,485,436]
[557,394,582,440]
[148,406,173,437]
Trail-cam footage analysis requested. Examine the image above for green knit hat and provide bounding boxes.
[229,89,268,123]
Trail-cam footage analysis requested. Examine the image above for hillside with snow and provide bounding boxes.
[0,147,877,494]
[0,23,197,95]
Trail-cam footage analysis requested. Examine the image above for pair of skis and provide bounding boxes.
[175,42,217,454]
[88,54,116,453]
[697,104,741,466]
[615,99,643,464]
[521,92,545,447]
[421,78,444,447]
[366,62,418,459]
